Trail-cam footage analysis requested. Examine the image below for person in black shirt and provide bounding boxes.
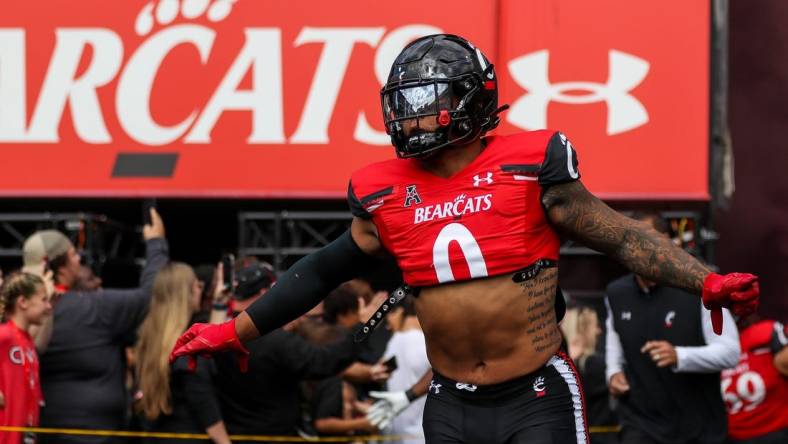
[604,213,740,444]
[134,262,230,444]
[212,263,369,442]
[33,209,169,444]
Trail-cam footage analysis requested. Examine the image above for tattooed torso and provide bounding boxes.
[355,178,710,385]
[415,269,562,385]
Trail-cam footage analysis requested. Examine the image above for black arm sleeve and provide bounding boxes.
[245,230,375,336]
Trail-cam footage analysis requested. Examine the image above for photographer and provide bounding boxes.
[34,209,169,444]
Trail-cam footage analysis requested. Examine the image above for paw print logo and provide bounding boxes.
[533,376,547,397]
[454,194,466,203]
[135,0,239,36]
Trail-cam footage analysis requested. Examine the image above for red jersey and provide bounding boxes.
[348,130,579,286]
[0,320,43,444]
[722,320,788,440]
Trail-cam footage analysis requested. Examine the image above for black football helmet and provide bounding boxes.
[381,34,507,158]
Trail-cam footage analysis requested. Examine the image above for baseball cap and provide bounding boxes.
[22,230,74,273]
[233,262,276,301]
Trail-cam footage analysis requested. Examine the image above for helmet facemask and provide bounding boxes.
[381,72,485,158]
[380,34,504,159]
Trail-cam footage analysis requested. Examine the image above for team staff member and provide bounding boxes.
[34,210,168,444]
[606,213,740,444]
[0,273,52,444]
[211,263,371,442]
[722,316,788,444]
[171,35,759,443]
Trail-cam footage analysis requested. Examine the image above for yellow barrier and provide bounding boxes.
[0,425,621,441]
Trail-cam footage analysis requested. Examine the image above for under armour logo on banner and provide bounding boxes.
[404,185,422,207]
[507,49,650,135]
[473,172,493,187]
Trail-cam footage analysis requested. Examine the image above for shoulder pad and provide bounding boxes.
[347,160,400,219]
[539,131,580,187]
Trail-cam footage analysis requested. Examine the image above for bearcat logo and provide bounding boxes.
[414,193,492,224]
[533,375,547,397]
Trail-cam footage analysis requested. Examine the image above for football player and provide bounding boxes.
[723,315,788,443]
[171,35,759,443]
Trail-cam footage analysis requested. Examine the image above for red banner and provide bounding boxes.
[0,0,708,199]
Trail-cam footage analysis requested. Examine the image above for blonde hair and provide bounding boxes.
[134,262,196,420]
[560,307,600,367]
[1,272,44,320]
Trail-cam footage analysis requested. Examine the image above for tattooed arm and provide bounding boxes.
[542,180,710,294]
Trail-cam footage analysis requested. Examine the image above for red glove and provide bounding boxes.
[702,272,759,335]
[169,318,250,372]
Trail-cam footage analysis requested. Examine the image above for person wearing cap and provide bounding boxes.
[209,262,370,442]
[33,208,169,444]
[22,230,81,293]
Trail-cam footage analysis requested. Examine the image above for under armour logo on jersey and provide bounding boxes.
[403,185,422,207]
[455,382,478,392]
[621,311,632,321]
[473,172,493,187]
[533,376,547,397]
[429,380,442,394]
[507,49,650,135]
[664,311,676,328]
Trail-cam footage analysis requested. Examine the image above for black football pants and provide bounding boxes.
[422,351,589,444]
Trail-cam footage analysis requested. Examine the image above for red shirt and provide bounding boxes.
[722,320,788,439]
[348,130,579,286]
[0,320,43,444]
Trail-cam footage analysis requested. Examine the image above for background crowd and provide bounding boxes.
[0,209,785,444]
